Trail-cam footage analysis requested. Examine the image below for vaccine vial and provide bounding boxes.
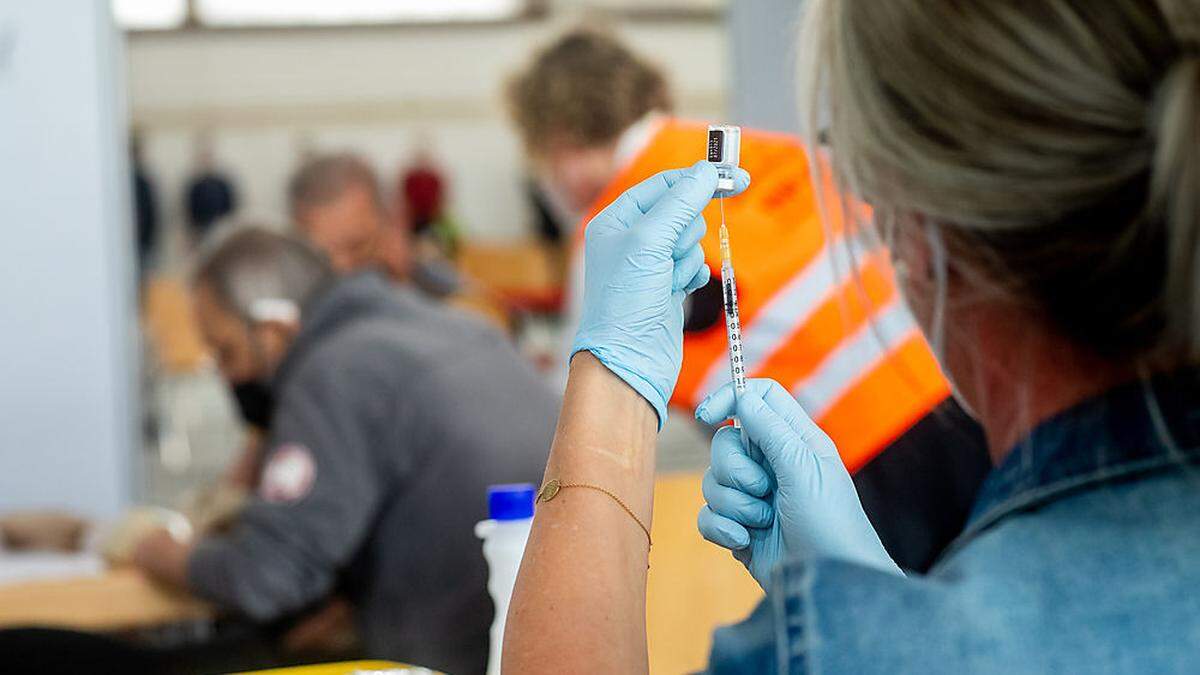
[707,125,742,194]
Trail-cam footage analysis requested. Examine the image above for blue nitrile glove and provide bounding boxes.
[571,161,750,428]
[695,379,903,588]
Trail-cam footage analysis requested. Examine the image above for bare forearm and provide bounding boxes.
[503,352,658,674]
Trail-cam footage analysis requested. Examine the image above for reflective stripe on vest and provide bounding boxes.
[575,120,950,471]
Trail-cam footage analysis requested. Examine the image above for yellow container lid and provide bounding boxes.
[233,661,438,675]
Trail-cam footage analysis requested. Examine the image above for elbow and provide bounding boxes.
[189,544,333,622]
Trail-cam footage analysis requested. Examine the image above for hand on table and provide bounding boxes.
[130,527,193,589]
[571,160,750,428]
[696,379,903,588]
[99,507,193,566]
[97,507,195,590]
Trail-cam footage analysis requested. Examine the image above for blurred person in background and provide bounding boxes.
[505,1,1200,671]
[131,133,159,275]
[290,153,516,331]
[185,134,238,244]
[130,227,558,674]
[290,152,457,298]
[506,28,990,572]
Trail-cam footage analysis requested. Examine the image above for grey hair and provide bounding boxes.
[799,0,1200,366]
[192,225,334,323]
[287,152,384,221]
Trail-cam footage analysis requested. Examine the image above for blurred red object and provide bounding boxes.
[402,164,444,232]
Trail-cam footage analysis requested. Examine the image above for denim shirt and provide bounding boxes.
[706,371,1200,674]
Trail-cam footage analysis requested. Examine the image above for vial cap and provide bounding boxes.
[487,483,536,521]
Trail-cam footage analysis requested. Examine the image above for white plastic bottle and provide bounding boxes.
[475,483,535,675]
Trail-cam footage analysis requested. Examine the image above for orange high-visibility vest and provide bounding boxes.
[575,120,950,471]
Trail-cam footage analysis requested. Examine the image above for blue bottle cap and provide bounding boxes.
[487,483,536,521]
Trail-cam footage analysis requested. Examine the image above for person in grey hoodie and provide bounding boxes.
[131,226,558,674]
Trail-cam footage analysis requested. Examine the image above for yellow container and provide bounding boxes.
[233,661,436,675]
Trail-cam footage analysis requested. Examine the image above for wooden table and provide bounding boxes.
[646,473,764,674]
[0,567,211,632]
[456,241,565,312]
[0,474,756,671]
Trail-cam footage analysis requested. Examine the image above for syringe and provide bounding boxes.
[719,198,749,438]
[707,123,749,444]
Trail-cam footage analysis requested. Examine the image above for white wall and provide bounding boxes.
[126,17,728,265]
[730,1,804,135]
[0,1,135,518]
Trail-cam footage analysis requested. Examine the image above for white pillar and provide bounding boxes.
[0,0,136,518]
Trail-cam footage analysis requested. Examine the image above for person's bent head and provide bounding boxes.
[191,226,334,425]
[801,0,1200,450]
[289,153,411,279]
[507,28,673,213]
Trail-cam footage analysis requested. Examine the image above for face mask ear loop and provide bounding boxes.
[880,211,905,277]
[926,221,949,362]
[925,221,982,421]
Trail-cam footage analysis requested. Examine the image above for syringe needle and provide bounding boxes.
[718,200,748,444]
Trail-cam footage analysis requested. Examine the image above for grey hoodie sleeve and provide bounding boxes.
[187,351,395,621]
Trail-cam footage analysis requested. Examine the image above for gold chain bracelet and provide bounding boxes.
[537,479,652,549]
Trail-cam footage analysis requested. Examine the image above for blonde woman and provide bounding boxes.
[504,1,1200,672]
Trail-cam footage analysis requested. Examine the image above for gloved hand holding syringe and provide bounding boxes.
[697,124,901,586]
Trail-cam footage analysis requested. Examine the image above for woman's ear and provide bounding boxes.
[888,211,936,285]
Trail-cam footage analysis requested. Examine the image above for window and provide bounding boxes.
[194,0,528,26]
[112,0,187,30]
[583,0,724,11]
[113,0,529,30]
